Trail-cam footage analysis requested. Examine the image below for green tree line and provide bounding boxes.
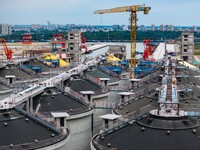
[1,30,200,42]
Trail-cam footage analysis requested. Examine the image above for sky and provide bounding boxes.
[0,0,199,26]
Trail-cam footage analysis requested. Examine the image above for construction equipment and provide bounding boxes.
[134,61,157,78]
[94,5,151,79]
[81,32,91,54]
[51,33,66,53]
[143,39,152,60]
[22,33,32,45]
[1,38,13,60]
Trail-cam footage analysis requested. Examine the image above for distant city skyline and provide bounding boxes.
[1,0,200,26]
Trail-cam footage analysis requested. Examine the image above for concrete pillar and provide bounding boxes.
[80,91,95,106]
[99,78,110,87]
[104,80,108,87]
[100,114,121,129]
[51,112,69,133]
[130,81,135,88]
[120,95,125,104]
[29,97,33,113]
[118,92,134,104]
[26,99,30,113]
[59,81,64,91]
[5,76,15,84]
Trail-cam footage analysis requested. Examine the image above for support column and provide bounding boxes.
[29,97,33,113]
[99,78,110,87]
[51,112,69,133]
[80,91,95,106]
[118,92,134,104]
[26,99,30,113]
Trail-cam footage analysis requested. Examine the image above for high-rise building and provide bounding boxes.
[165,25,169,31]
[122,25,128,31]
[66,31,81,67]
[159,24,165,31]
[151,24,155,31]
[178,28,182,32]
[0,24,12,35]
[193,26,197,32]
[169,25,174,31]
[181,32,194,64]
[185,28,190,32]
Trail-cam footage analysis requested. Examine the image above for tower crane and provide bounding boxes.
[1,38,13,60]
[94,5,151,79]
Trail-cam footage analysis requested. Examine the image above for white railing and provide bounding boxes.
[110,84,132,91]
[85,74,102,87]
[177,83,193,91]
[0,56,102,110]
[85,74,110,93]
[92,104,156,149]
[93,101,118,109]
[65,87,89,105]
[99,66,119,77]
[92,111,136,137]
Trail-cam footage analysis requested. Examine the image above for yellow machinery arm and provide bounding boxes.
[94,5,150,14]
[94,5,151,79]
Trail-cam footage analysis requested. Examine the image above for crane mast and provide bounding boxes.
[94,5,151,79]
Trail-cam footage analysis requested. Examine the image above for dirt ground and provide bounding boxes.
[0,42,51,56]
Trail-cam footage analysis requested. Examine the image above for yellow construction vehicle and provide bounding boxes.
[94,5,151,79]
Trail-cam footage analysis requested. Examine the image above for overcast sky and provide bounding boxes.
[0,0,199,26]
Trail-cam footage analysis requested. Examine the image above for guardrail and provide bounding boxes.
[0,133,68,150]
[85,74,109,92]
[93,101,118,109]
[65,87,89,105]
[15,107,60,134]
[0,56,103,110]
[109,85,131,91]
[177,83,193,91]
[99,66,119,77]
[85,74,102,86]
[92,110,137,137]
[0,76,11,88]
[20,66,37,76]
[91,104,155,150]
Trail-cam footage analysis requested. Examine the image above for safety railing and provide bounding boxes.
[85,74,102,86]
[85,74,110,92]
[177,83,193,91]
[92,110,137,137]
[0,76,11,88]
[15,107,60,134]
[0,133,68,150]
[15,78,39,84]
[65,87,89,105]
[32,111,57,127]
[20,65,37,76]
[109,85,131,91]
[0,56,103,110]
[99,66,119,77]
[148,83,160,92]
[140,71,160,83]
[92,105,156,150]
[181,104,200,112]
[92,140,111,150]
[93,101,118,109]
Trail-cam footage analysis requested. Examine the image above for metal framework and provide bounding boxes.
[94,5,151,79]
[1,38,13,60]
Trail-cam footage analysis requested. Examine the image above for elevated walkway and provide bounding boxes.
[186,111,200,117]
[0,57,102,110]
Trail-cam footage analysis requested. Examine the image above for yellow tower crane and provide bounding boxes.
[94,5,151,79]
